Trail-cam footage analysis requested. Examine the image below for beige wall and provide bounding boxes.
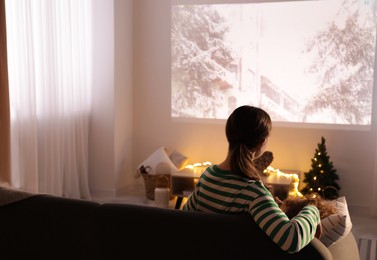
[131,0,377,214]
[89,0,134,197]
[88,0,377,215]
[114,0,134,193]
[89,0,115,196]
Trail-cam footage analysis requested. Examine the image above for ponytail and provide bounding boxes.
[229,143,260,180]
[226,106,271,180]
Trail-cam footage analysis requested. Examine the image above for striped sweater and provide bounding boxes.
[183,165,321,253]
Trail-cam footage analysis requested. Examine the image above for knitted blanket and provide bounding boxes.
[0,183,37,207]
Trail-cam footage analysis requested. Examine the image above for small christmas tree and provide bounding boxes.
[301,136,340,200]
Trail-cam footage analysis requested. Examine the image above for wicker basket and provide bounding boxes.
[141,173,172,200]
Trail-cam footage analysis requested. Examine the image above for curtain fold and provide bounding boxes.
[6,0,92,199]
[0,0,11,184]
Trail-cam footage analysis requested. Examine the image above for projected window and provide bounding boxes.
[171,0,377,126]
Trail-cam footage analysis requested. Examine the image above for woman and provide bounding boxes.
[183,105,321,253]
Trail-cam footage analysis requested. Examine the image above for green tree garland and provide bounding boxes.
[301,136,340,199]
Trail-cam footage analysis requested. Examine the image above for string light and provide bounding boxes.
[263,166,303,197]
[185,161,212,175]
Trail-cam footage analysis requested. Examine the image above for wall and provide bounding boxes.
[90,0,115,197]
[114,0,134,194]
[131,0,377,215]
[89,0,134,197]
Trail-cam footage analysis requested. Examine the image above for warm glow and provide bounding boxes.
[185,161,212,176]
[202,161,212,166]
[185,165,194,169]
[264,166,303,197]
[186,161,212,168]
[264,166,299,183]
[180,197,188,209]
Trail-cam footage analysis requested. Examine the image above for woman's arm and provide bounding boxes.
[248,194,321,253]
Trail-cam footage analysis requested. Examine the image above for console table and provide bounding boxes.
[171,171,202,209]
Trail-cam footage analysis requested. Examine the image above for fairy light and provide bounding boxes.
[264,166,303,197]
[202,161,212,166]
[185,161,212,175]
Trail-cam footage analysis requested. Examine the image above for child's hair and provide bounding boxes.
[280,194,337,219]
[225,106,272,180]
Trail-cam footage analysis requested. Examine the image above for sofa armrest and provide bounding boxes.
[328,231,360,260]
[306,238,334,260]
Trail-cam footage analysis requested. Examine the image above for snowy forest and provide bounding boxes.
[171,0,377,126]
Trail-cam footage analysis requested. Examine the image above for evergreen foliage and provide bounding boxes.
[301,136,340,199]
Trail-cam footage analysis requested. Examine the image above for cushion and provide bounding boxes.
[137,146,179,175]
[168,149,188,170]
[320,196,352,247]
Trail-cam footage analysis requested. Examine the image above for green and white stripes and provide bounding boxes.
[183,165,320,253]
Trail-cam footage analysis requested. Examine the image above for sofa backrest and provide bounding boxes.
[95,203,332,260]
[0,194,337,260]
[0,194,100,260]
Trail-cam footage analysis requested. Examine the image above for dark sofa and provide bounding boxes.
[0,193,360,260]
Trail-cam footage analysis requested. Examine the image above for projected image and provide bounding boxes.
[171,0,377,126]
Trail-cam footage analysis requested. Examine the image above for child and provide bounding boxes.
[183,105,321,253]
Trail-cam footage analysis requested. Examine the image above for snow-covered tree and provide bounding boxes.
[303,0,377,124]
[171,5,235,118]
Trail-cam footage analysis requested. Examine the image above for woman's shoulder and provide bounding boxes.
[243,179,273,198]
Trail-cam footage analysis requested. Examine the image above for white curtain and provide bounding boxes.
[5,0,92,199]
